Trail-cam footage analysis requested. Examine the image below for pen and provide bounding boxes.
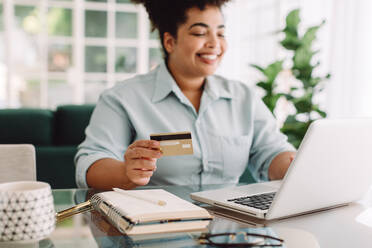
[113,188,167,206]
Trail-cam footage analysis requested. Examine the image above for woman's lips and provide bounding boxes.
[197,53,220,64]
[200,54,218,60]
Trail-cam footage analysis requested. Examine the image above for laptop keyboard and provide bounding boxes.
[227,192,276,210]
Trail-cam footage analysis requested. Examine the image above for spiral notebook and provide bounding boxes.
[90,189,212,236]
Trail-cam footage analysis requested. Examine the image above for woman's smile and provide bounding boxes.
[197,53,221,64]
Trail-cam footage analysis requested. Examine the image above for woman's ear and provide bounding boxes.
[163,32,176,54]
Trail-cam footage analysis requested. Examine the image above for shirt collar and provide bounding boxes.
[152,61,234,103]
[204,76,234,100]
[152,61,182,103]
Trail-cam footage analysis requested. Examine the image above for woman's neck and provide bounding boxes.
[166,60,205,112]
[166,61,205,93]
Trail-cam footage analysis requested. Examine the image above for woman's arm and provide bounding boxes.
[86,158,134,190]
[268,151,296,180]
[86,140,162,190]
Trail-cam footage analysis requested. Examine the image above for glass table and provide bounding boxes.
[50,184,283,248]
[11,184,372,247]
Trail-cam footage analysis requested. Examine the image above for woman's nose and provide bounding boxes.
[206,34,220,49]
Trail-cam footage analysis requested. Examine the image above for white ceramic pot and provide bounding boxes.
[0,181,55,242]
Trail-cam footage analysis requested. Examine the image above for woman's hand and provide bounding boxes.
[124,140,162,186]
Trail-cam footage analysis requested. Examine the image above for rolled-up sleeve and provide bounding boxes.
[248,93,295,182]
[75,91,134,188]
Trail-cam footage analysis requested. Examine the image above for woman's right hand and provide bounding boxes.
[123,140,162,186]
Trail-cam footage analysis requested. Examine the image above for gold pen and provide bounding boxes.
[113,188,167,206]
[56,201,93,222]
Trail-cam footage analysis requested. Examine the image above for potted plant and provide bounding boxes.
[252,9,330,148]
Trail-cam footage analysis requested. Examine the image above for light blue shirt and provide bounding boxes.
[75,62,294,188]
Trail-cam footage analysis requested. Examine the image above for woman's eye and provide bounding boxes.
[218,33,225,38]
[192,33,206,36]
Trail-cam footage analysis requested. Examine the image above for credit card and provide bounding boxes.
[150,131,193,156]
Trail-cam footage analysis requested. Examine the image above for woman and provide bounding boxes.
[75,0,295,190]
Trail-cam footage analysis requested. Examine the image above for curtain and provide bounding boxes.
[326,0,372,118]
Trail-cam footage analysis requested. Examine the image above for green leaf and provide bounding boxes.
[251,61,283,82]
[285,9,300,34]
[300,77,313,88]
[292,91,313,113]
[269,94,282,107]
[282,93,295,101]
[252,61,283,101]
[301,25,321,48]
[262,93,282,114]
[257,81,272,91]
[264,61,283,82]
[309,77,321,87]
[281,32,301,50]
[293,46,314,70]
[294,100,312,113]
[290,139,302,149]
[250,64,265,74]
[281,117,312,148]
[281,9,301,50]
[262,96,274,113]
[283,115,297,124]
[313,108,327,118]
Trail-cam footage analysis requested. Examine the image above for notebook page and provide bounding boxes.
[98,189,210,222]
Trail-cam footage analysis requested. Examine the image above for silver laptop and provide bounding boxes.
[190,119,372,220]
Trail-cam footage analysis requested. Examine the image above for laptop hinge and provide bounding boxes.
[214,203,265,217]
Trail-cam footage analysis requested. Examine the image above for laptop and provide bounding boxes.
[190,119,372,220]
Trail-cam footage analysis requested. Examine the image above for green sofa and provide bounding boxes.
[0,105,95,189]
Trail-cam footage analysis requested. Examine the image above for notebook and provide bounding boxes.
[191,119,372,220]
[90,189,212,235]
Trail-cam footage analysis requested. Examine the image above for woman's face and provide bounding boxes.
[165,5,227,80]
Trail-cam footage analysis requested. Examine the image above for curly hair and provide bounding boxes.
[130,0,231,61]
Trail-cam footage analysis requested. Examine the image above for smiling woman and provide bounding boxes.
[75,0,296,190]
[163,5,227,111]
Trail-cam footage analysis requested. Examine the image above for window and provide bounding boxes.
[0,0,162,108]
[0,2,5,107]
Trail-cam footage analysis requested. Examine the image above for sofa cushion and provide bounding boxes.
[36,146,77,189]
[239,167,256,183]
[54,104,95,146]
[0,109,54,145]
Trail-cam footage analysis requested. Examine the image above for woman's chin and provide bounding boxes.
[196,65,219,76]
[202,68,218,76]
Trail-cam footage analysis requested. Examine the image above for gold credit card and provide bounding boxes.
[150,132,193,156]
